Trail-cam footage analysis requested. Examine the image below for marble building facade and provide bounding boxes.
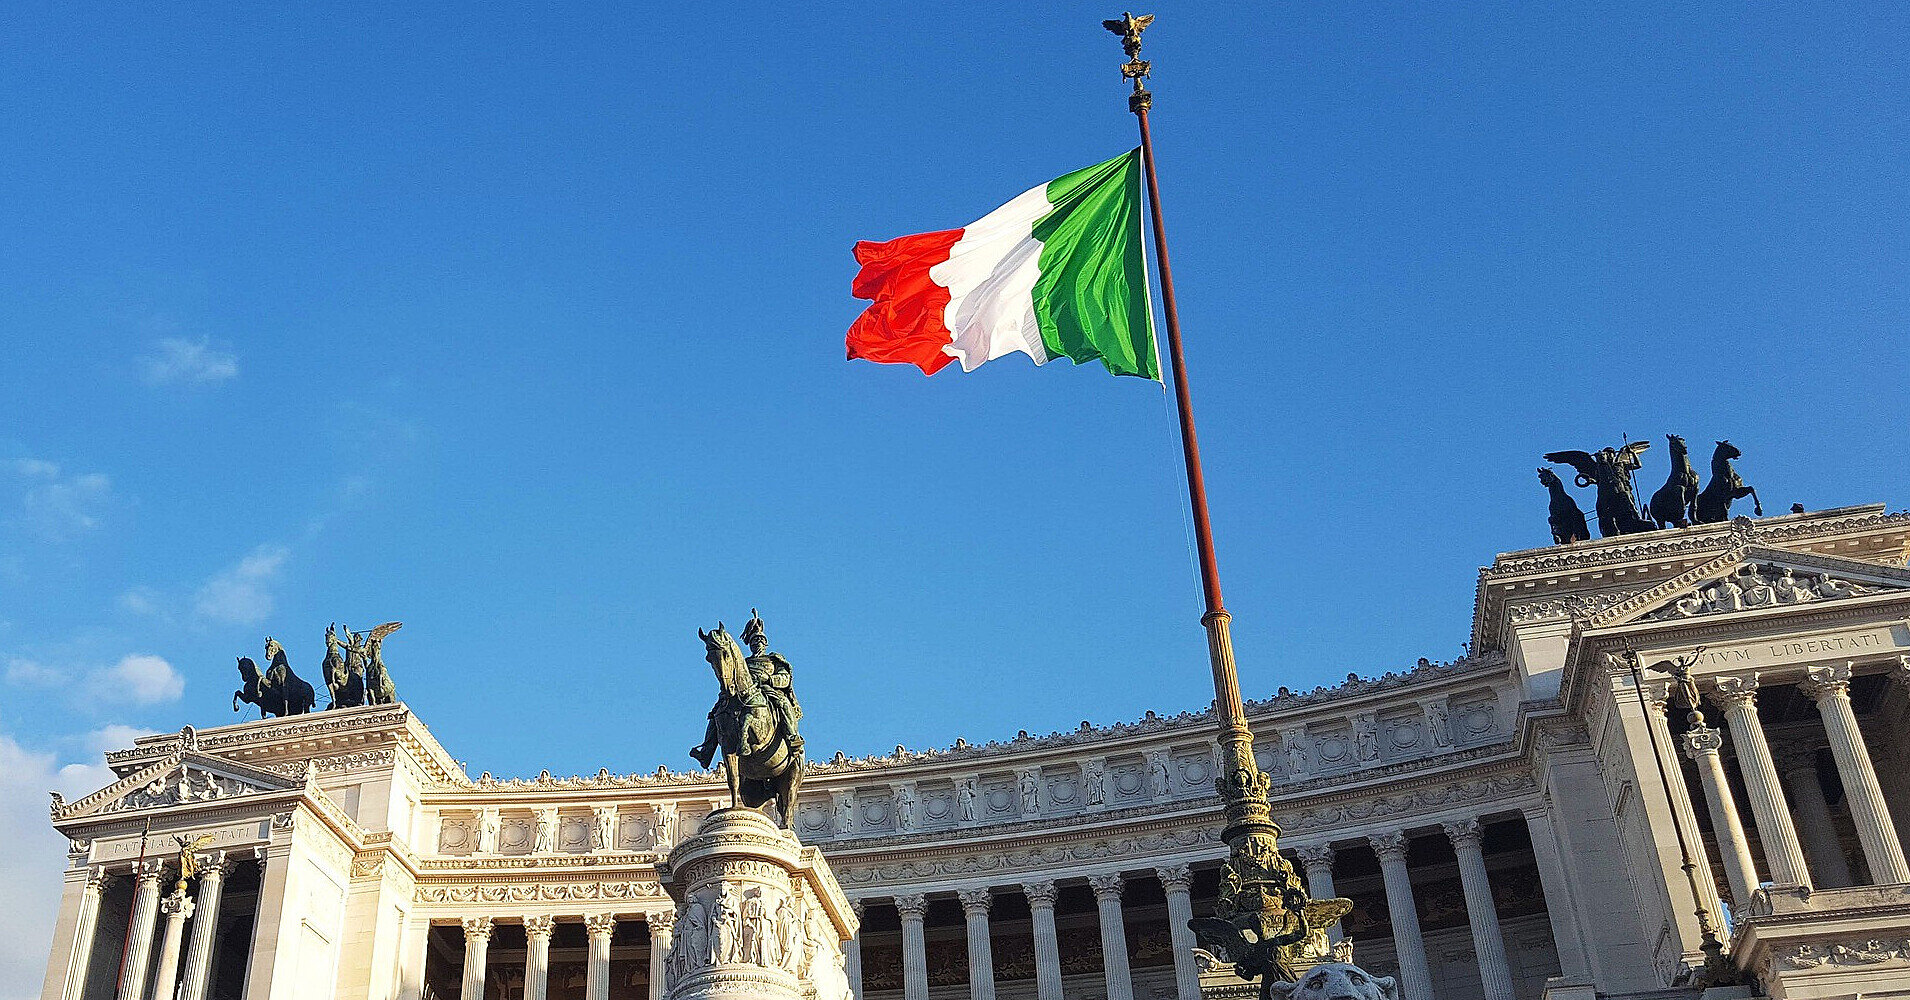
[35,504,1910,1000]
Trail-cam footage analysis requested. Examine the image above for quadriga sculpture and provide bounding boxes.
[1543,441,1655,537]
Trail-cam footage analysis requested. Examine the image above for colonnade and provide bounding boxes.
[856,811,1556,1000]
[455,912,673,1000]
[1661,662,1909,920]
[54,852,253,1000]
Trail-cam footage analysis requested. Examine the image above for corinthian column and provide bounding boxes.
[1089,873,1134,1000]
[895,894,929,1000]
[150,886,196,1000]
[1680,727,1759,910]
[1155,865,1202,1000]
[523,915,554,1000]
[584,914,615,1000]
[1445,820,1513,1000]
[1803,663,1910,884]
[1293,845,1341,944]
[1369,832,1432,1000]
[958,888,997,1000]
[178,855,230,1000]
[60,868,109,1000]
[117,862,166,1000]
[1775,743,1852,887]
[459,916,493,1000]
[1712,674,1812,888]
[1021,882,1063,1000]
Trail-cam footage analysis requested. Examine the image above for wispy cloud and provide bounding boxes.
[193,545,289,626]
[140,336,237,386]
[11,459,112,538]
[3,658,65,689]
[87,654,183,706]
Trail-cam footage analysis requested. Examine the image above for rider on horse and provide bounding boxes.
[692,610,802,767]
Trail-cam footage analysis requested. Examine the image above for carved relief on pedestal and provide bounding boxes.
[1017,768,1042,817]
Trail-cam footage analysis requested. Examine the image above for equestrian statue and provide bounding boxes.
[1695,440,1762,523]
[691,610,804,827]
[233,637,316,718]
[1647,433,1700,529]
[1537,467,1591,545]
[1543,441,1656,537]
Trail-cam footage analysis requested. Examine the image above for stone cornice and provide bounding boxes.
[104,705,466,787]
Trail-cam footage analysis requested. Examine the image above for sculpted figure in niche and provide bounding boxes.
[1084,760,1107,806]
[1018,769,1041,811]
[956,778,979,822]
[1148,753,1172,799]
[739,890,764,965]
[712,884,738,965]
[798,898,823,976]
[592,805,618,851]
[833,796,856,835]
[894,785,915,831]
[654,801,679,848]
[532,808,557,854]
[776,894,800,972]
[1354,716,1379,761]
[1284,732,1308,775]
[679,895,708,977]
[1425,703,1453,747]
[475,808,501,855]
[1270,963,1399,1000]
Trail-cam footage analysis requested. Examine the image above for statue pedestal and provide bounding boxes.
[655,808,859,1000]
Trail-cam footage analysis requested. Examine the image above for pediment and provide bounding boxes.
[1584,543,1910,631]
[52,749,302,823]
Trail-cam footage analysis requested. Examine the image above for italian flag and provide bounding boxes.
[847,149,1160,380]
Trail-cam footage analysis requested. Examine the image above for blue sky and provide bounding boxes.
[2,4,1909,988]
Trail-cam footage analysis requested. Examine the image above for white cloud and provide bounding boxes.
[0,725,113,1000]
[3,658,65,689]
[140,336,237,385]
[193,545,289,626]
[88,654,183,706]
[83,724,149,755]
[11,461,112,538]
[117,587,162,617]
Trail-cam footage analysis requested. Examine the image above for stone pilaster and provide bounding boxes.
[1021,881,1063,1000]
[1803,662,1910,884]
[524,915,555,1000]
[1680,726,1760,911]
[117,861,166,1000]
[1445,819,1514,1000]
[1775,743,1852,887]
[959,888,997,1000]
[459,916,494,1000]
[1089,873,1134,1000]
[178,855,230,1000]
[1519,803,1589,980]
[1155,864,1202,1000]
[1294,844,1342,944]
[1712,673,1812,888]
[1369,832,1432,1000]
[895,894,929,1000]
[843,899,864,1000]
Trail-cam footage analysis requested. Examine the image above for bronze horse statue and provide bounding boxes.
[234,638,316,718]
[1695,440,1762,523]
[364,621,401,705]
[1648,433,1700,529]
[693,623,802,826]
[321,623,362,709]
[1537,467,1591,545]
[1544,441,1655,537]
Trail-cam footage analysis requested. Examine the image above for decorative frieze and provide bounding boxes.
[415,881,665,904]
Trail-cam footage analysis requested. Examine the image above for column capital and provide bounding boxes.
[461,916,494,941]
[1368,830,1411,862]
[643,909,672,933]
[1442,818,1485,851]
[1712,672,1761,709]
[1294,843,1335,869]
[1154,863,1194,894]
[583,913,616,938]
[192,851,233,881]
[1800,663,1854,701]
[134,859,167,885]
[893,892,929,921]
[1020,880,1058,909]
[1681,725,1725,759]
[1088,872,1125,900]
[523,914,556,939]
[958,887,993,916]
[85,865,111,892]
[1773,741,1823,780]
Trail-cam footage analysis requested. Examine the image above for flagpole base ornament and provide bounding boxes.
[1106,13,1352,991]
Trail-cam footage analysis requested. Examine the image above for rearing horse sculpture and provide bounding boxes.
[1695,440,1762,523]
[693,623,803,826]
[1648,434,1700,529]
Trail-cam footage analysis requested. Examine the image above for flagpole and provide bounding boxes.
[1105,12,1347,985]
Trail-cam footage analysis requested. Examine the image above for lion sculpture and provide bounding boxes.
[1269,963,1398,1000]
